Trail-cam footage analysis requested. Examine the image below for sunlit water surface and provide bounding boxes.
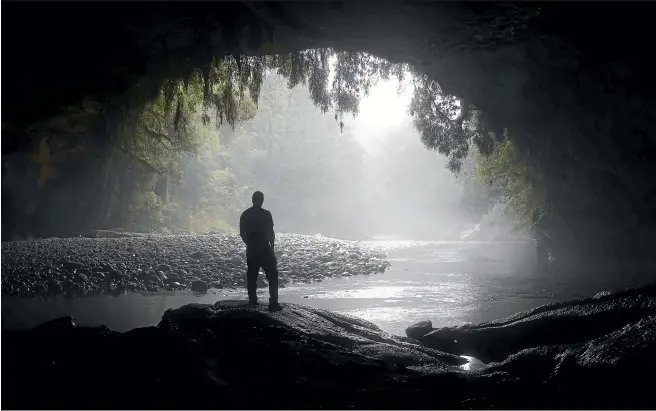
[3,240,653,336]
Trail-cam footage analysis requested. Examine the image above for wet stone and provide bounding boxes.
[108,269,124,280]
[62,261,84,270]
[191,280,208,293]
[406,320,433,340]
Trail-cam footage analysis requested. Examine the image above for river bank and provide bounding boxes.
[1,233,390,297]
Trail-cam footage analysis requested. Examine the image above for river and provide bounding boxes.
[2,239,652,336]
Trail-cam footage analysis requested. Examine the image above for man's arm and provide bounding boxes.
[267,211,275,250]
[239,213,247,245]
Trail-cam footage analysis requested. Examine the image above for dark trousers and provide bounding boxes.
[246,246,279,303]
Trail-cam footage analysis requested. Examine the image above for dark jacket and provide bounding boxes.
[239,206,275,249]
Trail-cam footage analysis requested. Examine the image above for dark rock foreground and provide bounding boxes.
[4,286,656,409]
[417,283,656,363]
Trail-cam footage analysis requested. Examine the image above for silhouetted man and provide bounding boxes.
[239,191,282,311]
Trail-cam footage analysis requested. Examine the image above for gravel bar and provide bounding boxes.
[1,233,391,297]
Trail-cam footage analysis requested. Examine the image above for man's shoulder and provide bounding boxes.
[240,207,254,217]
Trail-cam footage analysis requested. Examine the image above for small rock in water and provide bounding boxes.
[190,251,203,259]
[406,320,433,340]
[34,316,76,332]
[191,280,209,293]
[157,264,172,272]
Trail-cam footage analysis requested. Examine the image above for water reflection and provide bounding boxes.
[460,355,486,372]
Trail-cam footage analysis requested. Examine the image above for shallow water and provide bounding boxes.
[3,240,652,336]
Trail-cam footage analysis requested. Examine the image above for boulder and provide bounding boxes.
[481,315,656,409]
[191,280,208,293]
[33,316,76,333]
[107,268,123,280]
[3,302,470,409]
[419,283,656,362]
[405,320,433,340]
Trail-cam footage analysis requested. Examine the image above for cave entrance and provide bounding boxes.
[4,2,656,267]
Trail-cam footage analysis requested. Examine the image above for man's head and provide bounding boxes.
[252,191,264,207]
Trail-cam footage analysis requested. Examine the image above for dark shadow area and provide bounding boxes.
[3,293,655,409]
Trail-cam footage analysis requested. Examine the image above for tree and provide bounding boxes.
[474,138,546,230]
[116,62,257,179]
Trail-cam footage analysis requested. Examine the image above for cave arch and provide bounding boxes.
[3,2,656,266]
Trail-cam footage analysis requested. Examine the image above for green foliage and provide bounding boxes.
[408,73,501,173]
[474,138,546,229]
[116,57,259,178]
[266,50,409,131]
[131,191,166,232]
[113,48,544,236]
[187,211,234,234]
[117,50,408,168]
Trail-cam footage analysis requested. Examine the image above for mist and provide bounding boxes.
[170,72,520,241]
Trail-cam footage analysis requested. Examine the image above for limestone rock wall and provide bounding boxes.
[1,136,161,239]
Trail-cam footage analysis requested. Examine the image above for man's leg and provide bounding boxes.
[262,251,281,309]
[246,255,260,304]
